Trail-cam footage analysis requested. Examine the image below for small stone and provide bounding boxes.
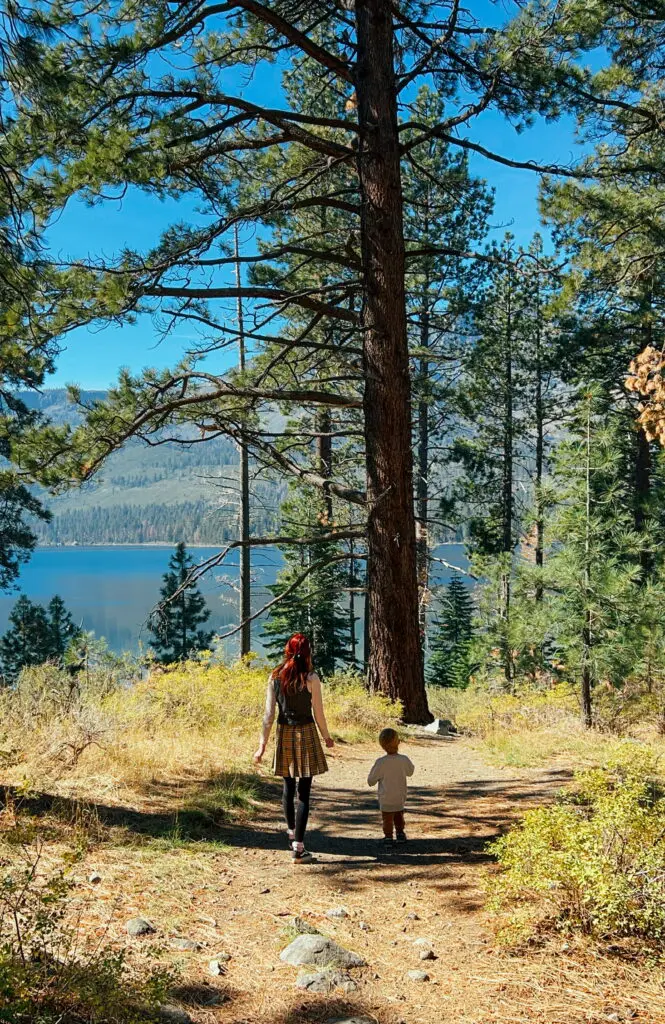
[88,872,102,884]
[126,917,156,937]
[419,949,437,961]
[259,887,270,894]
[280,934,366,969]
[358,921,370,931]
[296,969,357,994]
[171,937,200,951]
[405,912,419,921]
[159,1005,193,1024]
[326,906,349,919]
[413,938,432,949]
[208,959,227,976]
[424,717,456,735]
[197,914,217,927]
[407,970,429,983]
[291,916,320,935]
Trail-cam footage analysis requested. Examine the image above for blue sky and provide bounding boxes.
[47,44,587,390]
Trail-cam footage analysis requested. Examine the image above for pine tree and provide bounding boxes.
[0,593,81,682]
[148,543,214,663]
[1,595,51,681]
[12,0,605,723]
[402,85,493,639]
[261,488,351,677]
[427,575,475,689]
[542,390,643,726]
[46,595,79,660]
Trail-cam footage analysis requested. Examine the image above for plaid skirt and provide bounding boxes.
[273,722,328,778]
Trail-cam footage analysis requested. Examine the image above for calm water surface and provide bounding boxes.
[0,543,470,654]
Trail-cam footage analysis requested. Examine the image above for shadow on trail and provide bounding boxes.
[0,759,567,862]
[0,770,279,845]
[255,996,389,1024]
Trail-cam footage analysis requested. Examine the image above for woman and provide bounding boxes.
[254,633,334,862]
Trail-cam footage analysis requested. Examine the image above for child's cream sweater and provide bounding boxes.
[367,753,415,812]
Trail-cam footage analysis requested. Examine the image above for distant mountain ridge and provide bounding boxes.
[22,390,282,545]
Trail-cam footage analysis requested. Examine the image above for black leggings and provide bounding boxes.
[282,776,313,843]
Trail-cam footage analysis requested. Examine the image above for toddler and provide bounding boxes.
[367,727,415,849]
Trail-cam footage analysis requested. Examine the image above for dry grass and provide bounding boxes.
[0,660,400,810]
[428,682,665,768]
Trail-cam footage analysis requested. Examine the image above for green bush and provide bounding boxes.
[0,848,171,1022]
[488,743,665,941]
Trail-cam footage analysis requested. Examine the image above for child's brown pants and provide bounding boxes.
[381,810,405,837]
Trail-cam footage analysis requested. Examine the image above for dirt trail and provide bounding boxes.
[78,736,665,1024]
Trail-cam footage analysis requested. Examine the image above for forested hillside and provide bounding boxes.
[21,391,283,544]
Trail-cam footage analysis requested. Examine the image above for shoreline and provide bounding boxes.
[35,540,464,550]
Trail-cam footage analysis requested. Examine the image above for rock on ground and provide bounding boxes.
[126,917,156,937]
[424,718,456,735]
[170,937,200,951]
[280,934,366,969]
[296,969,357,994]
[407,970,430,982]
[325,906,349,919]
[208,959,228,976]
[158,1005,193,1024]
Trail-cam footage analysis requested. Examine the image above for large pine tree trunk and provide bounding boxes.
[355,0,431,723]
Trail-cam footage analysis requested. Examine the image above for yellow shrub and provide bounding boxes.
[1,659,401,798]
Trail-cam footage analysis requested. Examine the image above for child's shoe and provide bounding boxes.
[395,831,407,843]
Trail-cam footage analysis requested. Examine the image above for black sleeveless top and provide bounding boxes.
[274,674,314,726]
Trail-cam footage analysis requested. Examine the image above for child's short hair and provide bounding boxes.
[379,727,400,753]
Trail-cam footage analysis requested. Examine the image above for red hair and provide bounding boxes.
[272,633,313,692]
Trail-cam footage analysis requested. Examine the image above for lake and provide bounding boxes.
[0,543,470,655]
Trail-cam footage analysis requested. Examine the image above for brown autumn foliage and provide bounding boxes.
[626,345,665,444]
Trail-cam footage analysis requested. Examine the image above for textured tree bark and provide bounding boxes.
[355,0,431,723]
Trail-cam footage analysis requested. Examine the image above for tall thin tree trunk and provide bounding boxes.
[501,269,514,687]
[363,552,370,680]
[349,539,357,668]
[235,225,251,657]
[635,283,654,582]
[355,0,430,723]
[635,426,652,582]
[317,408,334,526]
[581,396,593,729]
[416,285,430,644]
[534,271,545,602]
